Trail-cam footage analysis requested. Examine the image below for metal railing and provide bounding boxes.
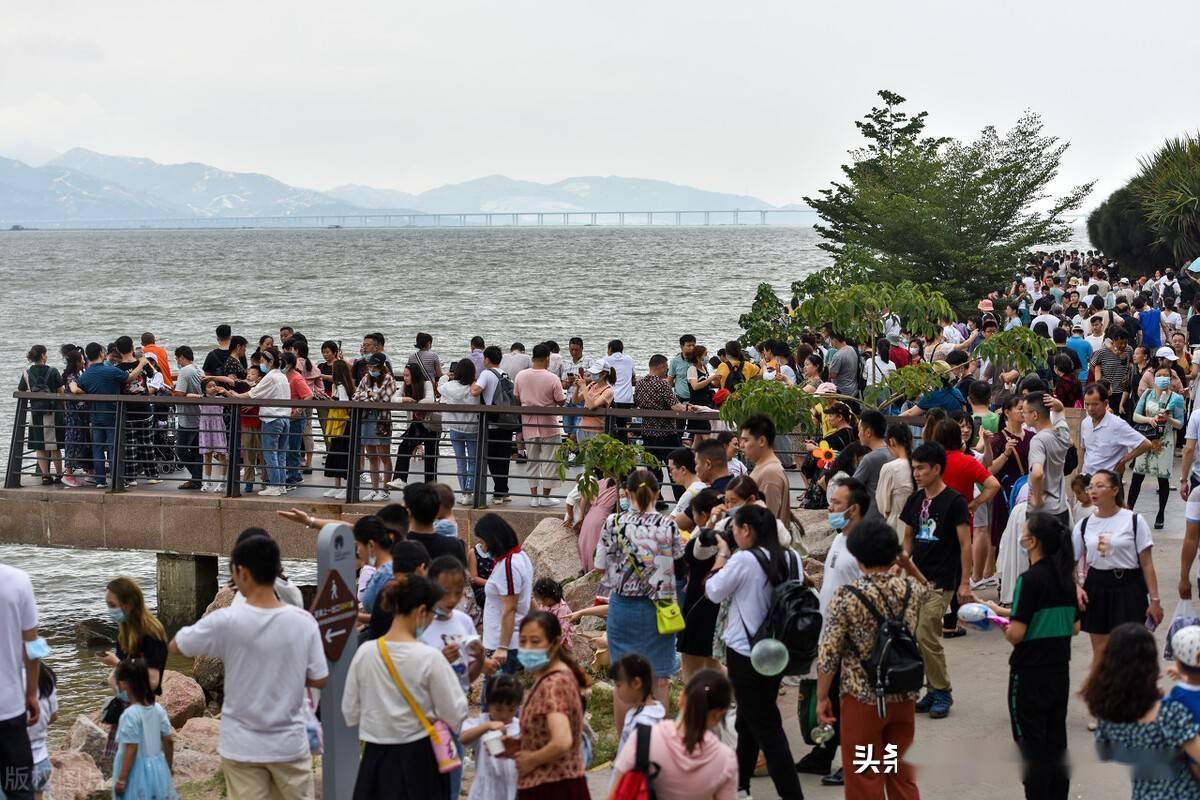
[7,391,828,507]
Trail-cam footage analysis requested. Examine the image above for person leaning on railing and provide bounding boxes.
[219,348,290,496]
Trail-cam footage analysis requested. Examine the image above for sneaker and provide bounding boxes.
[736,791,753,800]
[323,488,339,498]
[94,482,108,490]
[200,483,210,493]
[243,483,254,494]
[258,487,285,497]
[968,576,997,591]
[359,472,370,484]
[61,475,81,488]
[376,491,390,502]
[330,489,346,501]
[795,748,833,775]
[820,767,845,786]
[386,478,407,490]
[458,493,473,506]
[491,494,506,505]
[178,481,202,490]
[126,480,138,488]
[529,496,544,507]
[915,692,936,713]
[928,690,953,719]
[540,497,561,507]
[284,484,297,493]
[146,478,163,485]
[500,495,513,503]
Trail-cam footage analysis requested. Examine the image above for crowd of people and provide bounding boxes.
[7,249,1200,799]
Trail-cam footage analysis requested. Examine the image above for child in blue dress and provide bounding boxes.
[113,658,177,800]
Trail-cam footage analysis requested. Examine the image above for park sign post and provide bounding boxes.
[313,523,359,799]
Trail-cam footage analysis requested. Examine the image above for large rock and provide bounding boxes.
[562,570,603,612]
[68,714,112,775]
[794,509,835,557]
[172,748,223,781]
[48,751,106,800]
[192,654,225,703]
[160,670,206,728]
[176,716,221,755]
[523,518,583,583]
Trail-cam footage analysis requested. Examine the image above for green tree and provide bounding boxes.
[1135,133,1200,263]
[1087,185,1174,274]
[737,283,805,348]
[802,91,1094,313]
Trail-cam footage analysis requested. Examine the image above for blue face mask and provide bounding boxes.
[1155,376,1171,390]
[517,647,551,671]
[116,690,129,703]
[827,511,848,530]
[619,498,631,512]
[25,637,51,661]
[369,369,381,379]
[415,625,427,639]
[108,608,126,624]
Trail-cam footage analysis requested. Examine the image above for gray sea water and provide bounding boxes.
[0,224,1091,733]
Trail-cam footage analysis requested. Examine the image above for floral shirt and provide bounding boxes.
[354,373,397,406]
[519,669,584,789]
[595,511,683,600]
[816,573,930,706]
[633,375,680,437]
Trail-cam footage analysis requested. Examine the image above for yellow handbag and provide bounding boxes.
[613,515,686,635]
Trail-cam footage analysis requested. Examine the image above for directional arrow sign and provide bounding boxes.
[310,569,357,662]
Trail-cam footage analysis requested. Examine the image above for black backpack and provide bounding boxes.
[724,361,748,394]
[742,549,823,676]
[486,368,521,431]
[844,582,924,716]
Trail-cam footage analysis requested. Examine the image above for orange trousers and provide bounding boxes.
[839,695,919,800]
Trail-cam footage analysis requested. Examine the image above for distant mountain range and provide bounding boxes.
[0,147,808,222]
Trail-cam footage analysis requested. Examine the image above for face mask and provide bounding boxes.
[116,690,129,703]
[25,637,51,661]
[1155,376,1171,390]
[827,511,848,530]
[369,369,381,379]
[415,625,428,639]
[517,647,551,671]
[367,554,377,567]
[619,498,631,512]
[108,608,126,624]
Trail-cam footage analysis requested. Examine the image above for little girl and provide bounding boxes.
[612,654,666,773]
[198,381,227,493]
[533,578,575,652]
[461,675,523,800]
[112,657,176,799]
[29,663,58,800]
[468,540,495,613]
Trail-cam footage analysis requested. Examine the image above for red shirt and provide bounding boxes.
[943,450,990,503]
[286,370,312,418]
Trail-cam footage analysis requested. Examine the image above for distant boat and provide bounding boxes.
[327,224,343,229]
[8,224,27,231]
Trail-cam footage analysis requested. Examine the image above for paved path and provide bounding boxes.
[587,476,1194,800]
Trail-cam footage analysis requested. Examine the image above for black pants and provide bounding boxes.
[175,426,202,481]
[0,711,34,800]
[642,432,683,501]
[611,401,635,443]
[1128,473,1170,521]
[1008,667,1070,800]
[486,428,516,497]
[125,414,158,479]
[394,422,439,484]
[727,649,803,799]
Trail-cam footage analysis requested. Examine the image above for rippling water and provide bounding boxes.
[0,224,1091,732]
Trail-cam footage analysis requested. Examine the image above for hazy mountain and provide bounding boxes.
[409,174,776,213]
[50,148,365,218]
[326,183,421,210]
[0,156,185,221]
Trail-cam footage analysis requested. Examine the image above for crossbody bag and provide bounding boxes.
[610,514,685,634]
[376,637,462,773]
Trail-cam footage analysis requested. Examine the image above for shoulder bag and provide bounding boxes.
[376,637,462,773]
[611,514,685,635]
[1131,390,1165,440]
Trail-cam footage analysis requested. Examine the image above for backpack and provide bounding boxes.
[23,366,54,411]
[724,361,748,394]
[1163,281,1178,306]
[485,368,521,431]
[844,582,925,717]
[741,549,823,676]
[611,723,658,800]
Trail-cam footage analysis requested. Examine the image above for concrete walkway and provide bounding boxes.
[586,479,1194,800]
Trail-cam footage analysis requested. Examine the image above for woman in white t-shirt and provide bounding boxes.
[1072,468,1163,670]
[476,514,533,706]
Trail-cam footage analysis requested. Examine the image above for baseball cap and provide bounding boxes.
[1156,346,1178,361]
[366,352,388,367]
[1173,625,1200,669]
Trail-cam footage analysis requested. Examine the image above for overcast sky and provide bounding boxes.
[3,1,1196,207]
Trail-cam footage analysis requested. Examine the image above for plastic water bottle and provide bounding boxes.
[810,724,835,745]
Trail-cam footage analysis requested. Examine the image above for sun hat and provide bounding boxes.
[977,299,995,312]
[816,382,838,395]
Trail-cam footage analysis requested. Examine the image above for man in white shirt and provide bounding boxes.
[602,339,636,440]
[561,336,593,443]
[1080,384,1156,478]
[172,534,328,800]
[667,447,707,532]
[0,563,41,800]
[222,349,292,496]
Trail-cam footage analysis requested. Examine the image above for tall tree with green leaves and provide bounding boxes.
[1135,133,1200,264]
[801,90,1094,314]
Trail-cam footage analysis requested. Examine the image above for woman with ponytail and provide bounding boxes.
[984,512,1081,800]
[594,468,684,731]
[608,668,736,800]
[513,610,592,800]
[342,572,468,800]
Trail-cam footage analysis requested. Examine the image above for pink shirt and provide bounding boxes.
[514,367,565,440]
[613,720,736,800]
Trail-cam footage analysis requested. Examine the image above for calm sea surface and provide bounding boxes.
[0,224,1091,733]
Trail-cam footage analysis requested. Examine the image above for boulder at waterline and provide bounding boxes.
[523,518,583,584]
[67,714,111,775]
[160,670,206,728]
[48,751,106,800]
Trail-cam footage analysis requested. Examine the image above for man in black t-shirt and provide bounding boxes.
[901,441,970,719]
[202,324,233,376]
[403,483,467,564]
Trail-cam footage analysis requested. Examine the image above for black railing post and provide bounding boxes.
[472,409,489,508]
[225,402,243,498]
[110,401,127,494]
[603,407,617,438]
[346,406,363,504]
[4,396,29,488]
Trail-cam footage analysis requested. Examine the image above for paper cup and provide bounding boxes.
[481,730,504,756]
